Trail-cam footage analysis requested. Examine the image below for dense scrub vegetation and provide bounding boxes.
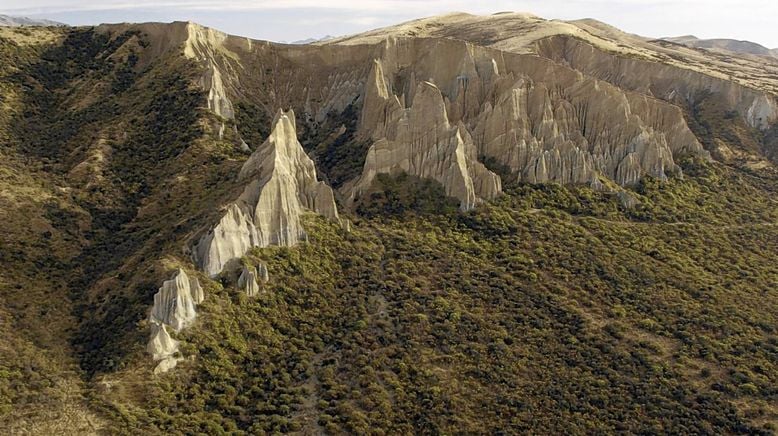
[100,158,777,434]
[2,27,215,379]
[0,27,105,432]
[685,89,778,170]
[300,102,372,188]
[355,172,461,217]
[234,101,271,149]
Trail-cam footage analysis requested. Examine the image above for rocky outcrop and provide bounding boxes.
[166,19,720,201]
[147,321,181,374]
[195,109,342,277]
[747,95,778,130]
[327,13,778,129]
[350,59,501,211]
[147,269,205,374]
[183,22,250,147]
[147,322,178,360]
[534,34,778,130]
[257,263,269,282]
[200,60,234,120]
[472,74,696,186]
[186,26,233,122]
[149,268,202,332]
[193,205,256,277]
[237,265,261,297]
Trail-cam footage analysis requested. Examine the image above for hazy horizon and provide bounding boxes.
[1,1,777,48]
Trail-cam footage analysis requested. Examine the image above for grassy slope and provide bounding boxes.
[0,27,106,432]
[0,25,245,431]
[99,158,777,434]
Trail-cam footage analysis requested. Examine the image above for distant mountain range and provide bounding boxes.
[0,14,65,27]
[664,35,777,58]
[290,34,336,44]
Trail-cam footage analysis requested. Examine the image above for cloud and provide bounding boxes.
[6,0,458,14]
[2,0,776,47]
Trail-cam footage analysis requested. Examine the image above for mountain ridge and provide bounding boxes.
[0,13,777,433]
[664,34,777,58]
[0,14,65,27]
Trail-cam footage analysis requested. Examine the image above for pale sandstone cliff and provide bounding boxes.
[195,109,341,277]
[349,59,501,210]
[183,22,248,147]
[534,35,778,130]
[471,72,699,185]
[148,268,203,332]
[147,269,205,373]
[327,13,778,98]
[147,322,178,362]
[348,38,704,191]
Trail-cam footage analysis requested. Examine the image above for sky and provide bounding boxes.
[1,0,776,48]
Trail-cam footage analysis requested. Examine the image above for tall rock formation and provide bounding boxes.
[237,265,261,297]
[147,269,205,374]
[195,109,341,277]
[147,323,178,366]
[184,22,248,146]
[148,268,202,332]
[257,263,270,283]
[201,60,234,120]
[350,59,502,211]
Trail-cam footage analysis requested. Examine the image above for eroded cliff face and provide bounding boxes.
[320,13,778,169]
[170,20,728,199]
[326,12,778,120]
[471,73,700,186]
[112,15,775,203]
[350,59,501,210]
[195,109,341,277]
[346,38,705,191]
[148,268,203,332]
[534,35,778,130]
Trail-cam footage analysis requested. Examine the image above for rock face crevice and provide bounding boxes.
[195,109,341,277]
[350,59,502,211]
[147,269,204,374]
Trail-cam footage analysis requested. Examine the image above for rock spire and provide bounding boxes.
[195,109,342,277]
[147,269,205,374]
